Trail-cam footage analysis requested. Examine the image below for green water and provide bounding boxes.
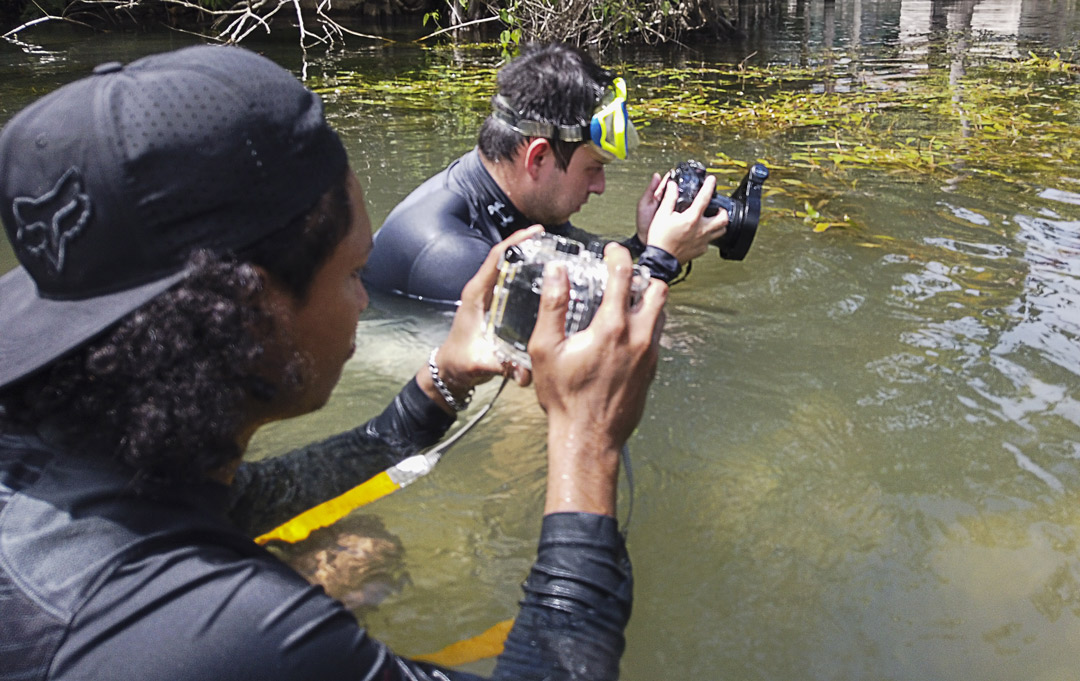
[4,1,1080,678]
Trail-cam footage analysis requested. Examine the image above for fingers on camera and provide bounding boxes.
[530,263,570,353]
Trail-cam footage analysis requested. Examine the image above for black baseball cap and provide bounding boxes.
[0,44,348,389]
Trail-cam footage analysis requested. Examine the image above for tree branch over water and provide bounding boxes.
[472,0,743,51]
[4,0,747,53]
[2,0,392,50]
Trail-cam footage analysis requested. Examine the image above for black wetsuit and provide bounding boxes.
[0,378,631,681]
[363,148,681,306]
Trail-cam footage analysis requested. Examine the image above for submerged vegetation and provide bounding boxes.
[314,43,1080,234]
[628,50,1080,231]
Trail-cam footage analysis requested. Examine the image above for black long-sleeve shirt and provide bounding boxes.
[0,378,632,681]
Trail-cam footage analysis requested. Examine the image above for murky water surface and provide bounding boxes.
[4,2,1080,678]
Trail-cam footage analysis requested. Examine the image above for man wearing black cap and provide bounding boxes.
[361,42,730,306]
[0,44,666,680]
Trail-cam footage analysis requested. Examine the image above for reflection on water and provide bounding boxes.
[4,1,1080,679]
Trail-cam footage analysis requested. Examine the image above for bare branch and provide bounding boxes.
[416,14,501,42]
[317,15,393,43]
[5,0,727,56]
[3,14,59,39]
[6,0,391,52]
[159,0,246,16]
[3,11,95,42]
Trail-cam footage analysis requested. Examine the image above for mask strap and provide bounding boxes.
[491,95,589,142]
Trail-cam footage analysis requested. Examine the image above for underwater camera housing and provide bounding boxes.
[487,233,651,369]
[671,160,770,261]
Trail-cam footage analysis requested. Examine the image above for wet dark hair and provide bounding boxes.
[478,42,613,171]
[0,174,353,489]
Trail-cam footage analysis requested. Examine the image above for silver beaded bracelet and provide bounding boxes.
[428,347,474,412]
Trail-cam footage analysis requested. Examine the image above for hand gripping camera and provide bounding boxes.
[671,160,769,261]
[487,233,650,369]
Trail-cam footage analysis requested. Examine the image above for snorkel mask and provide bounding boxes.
[492,77,640,162]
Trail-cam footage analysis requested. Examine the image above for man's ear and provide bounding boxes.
[522,138,552,180]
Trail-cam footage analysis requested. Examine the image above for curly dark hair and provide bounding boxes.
[0,174,353,489]
[478,42,613,171]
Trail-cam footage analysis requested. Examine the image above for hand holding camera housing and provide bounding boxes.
[487,234,650,368]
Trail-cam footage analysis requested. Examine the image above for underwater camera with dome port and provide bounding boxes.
[671,160,769,261]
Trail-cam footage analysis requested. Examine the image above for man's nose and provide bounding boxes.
[591,168,606,194]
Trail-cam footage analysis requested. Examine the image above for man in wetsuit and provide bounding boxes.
[362,42,729,306]
[0,45,665,680]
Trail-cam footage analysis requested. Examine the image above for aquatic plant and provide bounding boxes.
[621,53,1080,232]
[311,45,1080,235]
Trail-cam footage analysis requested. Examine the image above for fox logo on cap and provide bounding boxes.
[13,167,91,274]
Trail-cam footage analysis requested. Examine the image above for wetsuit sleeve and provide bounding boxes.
[638,245,682,282]
[493,512,632,681]
[227,378,455,537]
[220,427,630,678]
[621,233,647,259]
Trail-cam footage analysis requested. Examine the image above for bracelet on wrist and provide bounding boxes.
[428,347,474,412]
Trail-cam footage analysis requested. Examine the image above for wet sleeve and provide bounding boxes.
[614,234,682,280]
[637,245,682,282]
[227,378,455,536]
[620,233,647,259]
[491,512,632,681]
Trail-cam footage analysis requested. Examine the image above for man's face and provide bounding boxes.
[530,144,608,225]
[270,172,373,417]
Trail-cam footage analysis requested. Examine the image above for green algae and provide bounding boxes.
[310,46,1080,234]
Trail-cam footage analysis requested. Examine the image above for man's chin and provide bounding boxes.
[545,210,576,225]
